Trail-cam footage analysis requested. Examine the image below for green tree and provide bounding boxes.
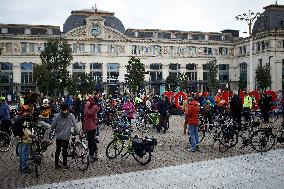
[165,74,178,92]
[125,57,146,94]
[207,59,219,94]
[67,73,96,95]
[255,64,271,91]
[34,39,73,96]
[179,73,189,92]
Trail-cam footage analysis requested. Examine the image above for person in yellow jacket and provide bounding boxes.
[243,92,252,121]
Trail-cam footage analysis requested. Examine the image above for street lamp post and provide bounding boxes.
[236,10,261,91]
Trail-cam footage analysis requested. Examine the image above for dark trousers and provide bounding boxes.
[232,112,241,125]
[55,139,69,166]
[261,110,269,123]
[86,129,97,157]
[0,119,12,135]
[157,115,167,132]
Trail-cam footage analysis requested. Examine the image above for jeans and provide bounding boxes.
[86,129,97,157]
[19,143,30,171]
[55,139,69,166]
[188,125,199,150]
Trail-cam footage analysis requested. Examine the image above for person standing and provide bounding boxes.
[258,93,272,123]
[157,96,169,133]
[51,103,77,170]
[243,92,252,121]
[0,97,11,135]
[83,97,100,162]
[15,105,34,173]
[230,90,243,125]
[185,97,200,152]
[122,98,135,124]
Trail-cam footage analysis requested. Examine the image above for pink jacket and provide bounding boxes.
[83,103,100,132]
[123,101,135,119]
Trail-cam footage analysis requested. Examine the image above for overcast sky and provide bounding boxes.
[0,0,282,37]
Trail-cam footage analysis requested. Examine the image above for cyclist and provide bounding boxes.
[243,91,253,121]
[259,93,272,123]
[51,103,77,170]
[230,90,243,125]
[122,97,135,124]
[0,97,11,135]
[157,96,169,133]
[185,96,200,152]
[16,105,34,173]
[83,97,100,162]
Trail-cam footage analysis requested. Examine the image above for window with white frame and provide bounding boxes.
[186,63,197,80]
[169,63,181,78]
[21,62,34,83]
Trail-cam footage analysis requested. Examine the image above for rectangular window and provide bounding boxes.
[219,64,229,82]
[21,43,28,53]
[29,43,35,53]
[78,44,85,53]
[258,59,262,67]
[72,44,78,53]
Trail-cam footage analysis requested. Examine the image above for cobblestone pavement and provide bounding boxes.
[0,115,283,189]
[24,149,284,189]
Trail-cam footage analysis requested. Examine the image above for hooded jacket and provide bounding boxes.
[51,111,76,140]
[83,101,100,132]
[185,100,200,126]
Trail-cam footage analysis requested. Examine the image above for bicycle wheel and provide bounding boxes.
[106,139,124,159]
[136,117,150,133]
[133,150,151,165]
[0,131,11,152]
[198,125,206,143]
[251,129,276,152]
[74,142,89,171]
[218,130,238,148]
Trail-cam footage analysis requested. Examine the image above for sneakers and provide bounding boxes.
[195,145,200,151]
[21,167,32,174]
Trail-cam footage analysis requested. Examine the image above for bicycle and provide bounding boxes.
[56,131,90,171]
[105,126,157,165]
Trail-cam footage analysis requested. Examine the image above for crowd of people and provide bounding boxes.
[0,89,283,174]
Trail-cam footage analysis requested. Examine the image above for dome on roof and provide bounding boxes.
[63,9,125,34]
[252,4,284,34]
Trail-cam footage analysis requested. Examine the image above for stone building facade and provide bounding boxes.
[0,4,284,96]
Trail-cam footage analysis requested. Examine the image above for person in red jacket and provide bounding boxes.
[83,97,100,162]
[185,96,200,152]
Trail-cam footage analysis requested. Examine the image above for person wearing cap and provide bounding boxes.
[16,105,34,173]
[185,96,200,152]
[0,97,11,135]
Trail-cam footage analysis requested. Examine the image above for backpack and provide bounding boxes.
[11,116,30,137]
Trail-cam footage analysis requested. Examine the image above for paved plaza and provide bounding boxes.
[0,115,283,189]
[24,149,284,189]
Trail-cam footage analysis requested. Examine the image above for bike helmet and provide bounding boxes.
[43,98,49,105]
